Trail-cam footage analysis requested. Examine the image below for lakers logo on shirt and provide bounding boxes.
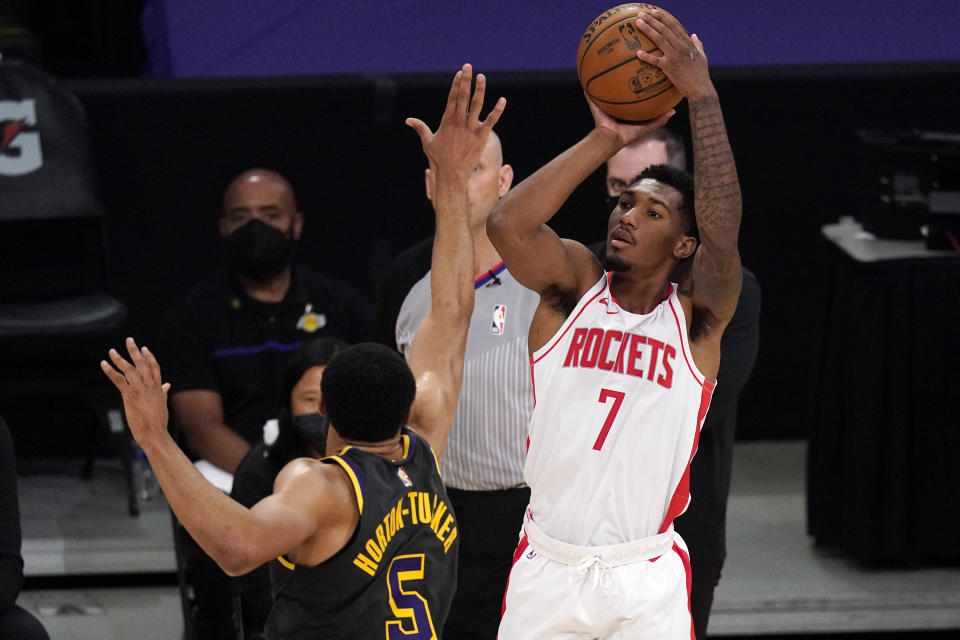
[297,303,326,333]
[491,304,507,336]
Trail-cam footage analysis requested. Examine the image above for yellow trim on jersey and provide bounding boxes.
[276,555,295,571]
[426,443,442,480]
[401,434,410,458]
[326,455,364,514]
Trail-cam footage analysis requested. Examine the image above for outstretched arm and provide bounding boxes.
[101,339,340,576]
[402,64,505,460]
[637,11,742,327]
[486,95,673,298]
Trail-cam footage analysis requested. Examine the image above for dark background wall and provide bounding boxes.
[2,2,958,457]
[62,62,960,440]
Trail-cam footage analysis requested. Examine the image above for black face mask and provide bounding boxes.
[291,412,329,452]
[225,218,295,280]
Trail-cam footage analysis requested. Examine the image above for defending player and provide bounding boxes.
[100,64,505,640]
[487,12,741,638]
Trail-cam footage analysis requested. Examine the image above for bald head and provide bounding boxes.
[222,169,297,214]
[424,130,513,228]
[485,130,503,166]
[219,168,303,239]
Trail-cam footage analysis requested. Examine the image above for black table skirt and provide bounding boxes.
[807,241,960,566]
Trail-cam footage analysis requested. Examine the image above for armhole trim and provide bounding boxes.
[324,455,364,514]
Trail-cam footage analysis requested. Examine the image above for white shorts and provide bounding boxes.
[499,515,693,640]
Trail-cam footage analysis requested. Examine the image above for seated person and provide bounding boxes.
[229,337,346,640]
[1,415,50,640]
[160,168,371,639]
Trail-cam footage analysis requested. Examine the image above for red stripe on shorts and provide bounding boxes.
[673,542,695,640]
[500,533,530,622]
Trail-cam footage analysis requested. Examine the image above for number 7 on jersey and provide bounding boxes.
[593,388,625,451]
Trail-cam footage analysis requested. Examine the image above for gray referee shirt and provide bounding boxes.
[396,262,538,491]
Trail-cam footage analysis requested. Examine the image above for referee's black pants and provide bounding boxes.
[442,486,530,640]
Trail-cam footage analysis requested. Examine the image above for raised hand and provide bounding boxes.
[405,63,506,179]
[585,91,674,148]
[100,337,171,446]
[635,9,715,102]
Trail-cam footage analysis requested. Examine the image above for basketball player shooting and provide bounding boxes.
[100,64,505,639]
[487,11,742,639]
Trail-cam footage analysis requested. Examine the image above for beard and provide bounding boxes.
[602,249,630,272]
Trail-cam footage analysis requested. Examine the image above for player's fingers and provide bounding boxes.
[457,63,473,116]
[100,360,127,389]
[126,337,144,368]
[161,382,171,399]
[634,49,663,68]
[636,12,678,55]
[442,70,462,119]
[691,34,706,56]
[653,8,688,40]
[405,117,433,145]
[108,347,134,376]
[481,96,507,130]
[141,345,163,385]
[469,73,486,120]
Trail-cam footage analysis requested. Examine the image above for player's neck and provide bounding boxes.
[327,432,406,460]
[608,270,672,315]
[240,267,292,303]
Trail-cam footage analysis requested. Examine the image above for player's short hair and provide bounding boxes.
[632,164,698,242]
[320,343,416,442]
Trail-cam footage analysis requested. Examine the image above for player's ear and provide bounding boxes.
[674,234,697,260]
[424,168,434,201]
[498,164,514,197]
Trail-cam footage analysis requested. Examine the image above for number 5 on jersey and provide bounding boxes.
[386,554,437,640]
[593,388,626,451]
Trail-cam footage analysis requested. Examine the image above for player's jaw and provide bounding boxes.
[603,223,635,272]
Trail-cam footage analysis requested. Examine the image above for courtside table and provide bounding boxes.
[807,220,960,565]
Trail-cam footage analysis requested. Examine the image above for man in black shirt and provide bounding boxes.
[103,64,504,640]
[162,168,371,474]
[161,168,372,639]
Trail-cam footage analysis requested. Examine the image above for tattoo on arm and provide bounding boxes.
[690,95,742,247]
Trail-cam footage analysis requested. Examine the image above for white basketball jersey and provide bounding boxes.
[525,273,715,546]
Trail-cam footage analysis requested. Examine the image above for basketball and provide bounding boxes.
[577,3,684,121]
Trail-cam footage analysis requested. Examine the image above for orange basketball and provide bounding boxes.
[577,3,684,121]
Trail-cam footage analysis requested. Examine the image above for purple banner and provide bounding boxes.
[142,0,960,77]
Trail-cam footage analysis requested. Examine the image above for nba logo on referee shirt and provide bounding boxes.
[491,305,507,335]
